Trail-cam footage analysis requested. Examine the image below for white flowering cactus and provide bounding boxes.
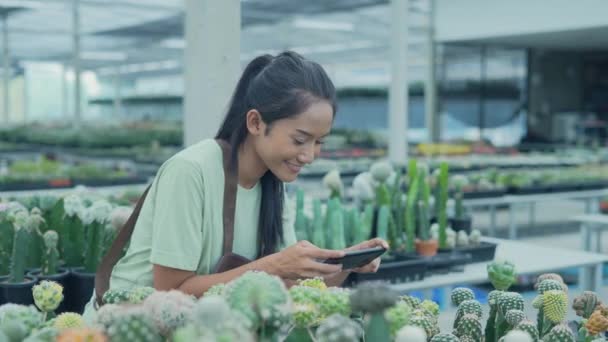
[63,194,84,218]
[352,172,375,204]
[323,169,343,199]
[142,290,196,336]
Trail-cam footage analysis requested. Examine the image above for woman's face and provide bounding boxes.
[254,101,334,182]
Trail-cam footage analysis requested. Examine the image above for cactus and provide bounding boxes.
[502,330,534,342]
[487,260,517,291]
[585,308,608,336]
[319,288,351,319]
[405,174,420,252]
[496,292,525,339]
[469,229,482,246]
[454,191,466,219]
[104,309,162,342]
[541,290,568,336]
[294,188,308,241]
[9,220,33,283]
[400,295,422,309]
[543,323,575,342]
[386,301,413,337]
[505,309,526,327]
[409,313,439,339]
[538,279,565,294]
[376,205,390,242]
[327,199,346,250]
[32,280,64,319]
[451,287,475,307]
[455,313,483,341]
[371,162,393,207]
[323,169,343,200]
[56,328,106,342]
[572,291,602,319]
[83,220,105,273]
[315,314,364,342]
[312,199,325,248]
[25,208,45,270]
[128,286,155,304]
[142,290,196,337]
[534,273,566,292]
[486,290,502,342]
[417,200,431,241]
[0,304,43,341]
[395,325,427,342]
[514,320,540,342]
[437,162,449,249]
[41,231,59,276]
[350,282,398,342]
[430,332,460,342]
[456,230,469,247]
[61,195,85,267]
[455,299,483,329]
[0,212,14,276]
[102,288,132,305]
[54,312,84,331]
[224,271,291,339]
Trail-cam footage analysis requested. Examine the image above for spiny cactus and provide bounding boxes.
[315,314,364,342]
[54,312,85,331]
[224,271,292,338]
[82,200,113,273]
[102,288,131,305]
[319,288,351,318]
[487,260,517,291]
[437,162,449,249]
[395,325,427,342]
[289,285,324,328]
[104,309,162,342]
[203,283,226,297]
[409,313,440,339]
[41,231,59,276]
[538,279,565,294]
[172,324,254,342]
[376,204,390,242]
[142,290,196,336]
[455,299,483,329]
[60,195,85,267]
[405,170,420,252]
[572,291,603,319]
[496,292,525,339]
[534,273,566,292]
[543,323,575,342]
[485,290,502,342]
[326,198,346,250]
[127,286,155,304]
[430,332,460,342]
[385,301,413,337]
[56,327,107,342]
[454,191,466,219]
[371,161,393,206]
[502,330,534,342]
[451,287,475,307]
[350,282,398,342]
[455,313,482,341]
[9,219,33,283]
[0,304,43,341]
[298,277,328,291]
[542,290,568,324]
[400,295,422,309]
[505,309,526,327]
[585,309,608,336]
[32,280,64,317]
[312,199,325,248]
[514,320,539,342]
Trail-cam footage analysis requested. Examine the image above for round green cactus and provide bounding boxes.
[289,285,323,327]
[572,291,602,319]
[298,277,328,291]
[0,304,43,333]
[455,313,483,341]
[385,301,412,337]
[224,271,292,332]
[487,260,517,291]
[315,314,364,342]
[172,324,254,342]
[409,313,439,339]
[22,326,58,342]
[430,333,460,342]
[534,273,565,291]
[203,283,226,297]
[532,295,543,309]
[185,295,253,341]
[542,290,568,324]
[498,292,525,316]
[32,280,64,313]
[505,309,526,327]
[102,288,131,305]
[537,279,565,294]
[350,282,399,314]
[455,299,483,329]
[127,286,155,304]
[142,290,196,336]
[54,312,84,331]
[104,310,162,342]
[319,288,351,318]
[543,323,575,342]
[513,319,539,341]
[451,287,475,306]
[400,295,422,309]
[420,300,440,318]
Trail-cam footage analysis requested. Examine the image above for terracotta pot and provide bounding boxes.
[600,201,608,214]
[415,239,439,257]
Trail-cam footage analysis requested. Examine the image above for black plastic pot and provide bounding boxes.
[449,216,472,234]
[0,277,38,305]
[344,254,427,286]
[27,268,70,313]
[0,275,7,305]
[65,267,95,314]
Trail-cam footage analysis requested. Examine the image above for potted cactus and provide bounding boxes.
[450,175,473,234]
[415,199,438,257]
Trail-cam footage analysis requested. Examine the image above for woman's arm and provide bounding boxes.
[323,270,351,287]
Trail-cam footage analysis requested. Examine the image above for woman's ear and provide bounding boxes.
[245,109,265,136]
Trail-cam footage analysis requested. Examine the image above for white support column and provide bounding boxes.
[61,63,68,119]
[184,0,240,146]
[113,67,122,118]
[72,0,81,122]
[2,13,10,124]
[425,0,439,142]
[388,0,409,164]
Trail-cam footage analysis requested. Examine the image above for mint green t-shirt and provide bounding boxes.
[83,139,296,320]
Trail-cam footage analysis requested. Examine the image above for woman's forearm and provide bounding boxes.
[323,270,351,287]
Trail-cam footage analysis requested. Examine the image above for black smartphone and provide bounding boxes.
[323,246,387,269]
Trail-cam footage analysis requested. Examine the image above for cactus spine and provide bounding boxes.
[438,162,449,248]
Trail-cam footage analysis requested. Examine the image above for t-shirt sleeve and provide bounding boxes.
[281,191,297,249]
[149,158,204,271]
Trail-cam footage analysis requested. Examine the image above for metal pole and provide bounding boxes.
[425,0,438,142]
[72,0,81,122]
[479,45,487,141]
[2,13,10,124]
[113,67,122,118]
[388,0,409,165]
[61,63,68,118]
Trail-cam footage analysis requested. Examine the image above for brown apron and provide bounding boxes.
[95,139,252,307]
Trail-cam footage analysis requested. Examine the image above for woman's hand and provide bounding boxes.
[344,238,389,273]
[262,240,345,280]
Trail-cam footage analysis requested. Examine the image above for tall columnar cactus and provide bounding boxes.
[328,199,346,250]
[437,162,449,249]
[370,161,393,207]
[0,211,14,276]
[455,313,483,341]
[376,205,390,242]
[312,199,325,248]
[541,290,568,336]
[417,200,431,241]
[42,230,60,276]
[405,174,420,252]
[350,282,398,342]
[294,188,308,242]
[323,169,343,200]
[496,292,525,340]
[61,195,85,267]
[82,200,113,273]
[451,287,475,307]
[486,290,502,342]
[454,300,483,329]
[9,220,33,283]
[454,191,465,219]
[26,208,45,270]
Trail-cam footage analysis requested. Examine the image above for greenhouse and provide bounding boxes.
[0,0,607,341]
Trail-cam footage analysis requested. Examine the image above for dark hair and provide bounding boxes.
[216,51,337,256]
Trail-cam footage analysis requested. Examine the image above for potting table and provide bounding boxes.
[571,214,608,253]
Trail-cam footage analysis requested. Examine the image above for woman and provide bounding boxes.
[83,51,387,319]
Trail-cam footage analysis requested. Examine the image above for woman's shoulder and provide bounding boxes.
[166,138,221,167]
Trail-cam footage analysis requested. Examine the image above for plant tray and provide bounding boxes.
[438,241,497,263]
[344,255,427,286]
[423,251,471,275]
[462,189,506,199]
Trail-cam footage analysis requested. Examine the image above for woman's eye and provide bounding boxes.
[293,138,305,145]
[316,140,325,145]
